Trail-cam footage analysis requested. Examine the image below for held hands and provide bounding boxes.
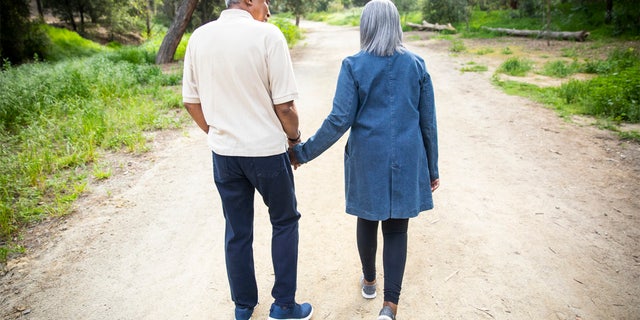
[287,146,302,169]
[287,131,302,170]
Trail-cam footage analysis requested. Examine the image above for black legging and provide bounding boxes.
[357,217,409,305]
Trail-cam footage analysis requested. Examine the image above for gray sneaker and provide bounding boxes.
[377,306,395,320]
[360,276,377,299]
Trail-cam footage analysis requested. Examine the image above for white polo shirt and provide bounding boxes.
[182,9,298,157]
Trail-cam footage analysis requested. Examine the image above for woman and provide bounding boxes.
[291,0,439,319]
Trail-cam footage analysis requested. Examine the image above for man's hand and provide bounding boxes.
[287,147,302,170]
[184,103,209,134]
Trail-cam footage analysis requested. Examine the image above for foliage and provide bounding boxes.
[276,0,316,23]
[0,0,49,64]
[497,57,534,76]
[307,7,363,26]
[43,25,106,61]
[460,62,488,72]
[460,3,639,39]
[141,27,190,61]
[45,0,151,39]
[271,17,303,48]
[494,47,640,125]
[539,60,581,78]
[583,47,639,74]
[557,66,639,122]
[422,0,470,24]
[0,44,186,262]
[450,39,467,53]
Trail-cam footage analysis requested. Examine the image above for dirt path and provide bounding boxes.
[2,21,640,320]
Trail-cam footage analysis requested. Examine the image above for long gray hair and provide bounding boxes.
[360,0,404,56]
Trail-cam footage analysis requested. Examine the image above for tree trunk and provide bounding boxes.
[481,27,590,41]
[605,0,613,24]
[407,21,457,32]
[146,0,152,37]
[155,0,198,64]
[35,0,44,20]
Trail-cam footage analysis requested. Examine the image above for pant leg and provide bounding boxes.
[381,218,409,305]
[245,153,301,307]
[212,152,258,309]
[357,218,379,283]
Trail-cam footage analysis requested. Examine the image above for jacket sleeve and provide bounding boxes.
[418,67,439,181]
[294,59,359,163]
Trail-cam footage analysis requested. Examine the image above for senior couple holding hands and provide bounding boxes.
[182,0,439,319]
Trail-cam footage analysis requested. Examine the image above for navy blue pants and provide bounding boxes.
[357,218,409,305]
[212,152,300,309]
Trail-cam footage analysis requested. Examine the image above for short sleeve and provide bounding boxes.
[182,38,201,104]
[266,28,298,105]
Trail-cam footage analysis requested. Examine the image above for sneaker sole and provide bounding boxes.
[267,308,313,320]
[361,289,377,299]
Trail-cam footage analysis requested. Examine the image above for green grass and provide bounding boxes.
[492,46,640,134]
[539,60,581,78]
[0,39,186,262]
[497,57,534,76]
[475,47,495,55]
[449,39,467,53]
[43,25,106,61]
[460,62,488,72]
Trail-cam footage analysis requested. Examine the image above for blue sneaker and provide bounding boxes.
[234,306,253,320]
[268,302,313,320]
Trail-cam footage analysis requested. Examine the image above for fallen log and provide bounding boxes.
[407,21,456,32]
[481,26,589,41]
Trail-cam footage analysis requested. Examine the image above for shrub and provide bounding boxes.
[582,67,640,121]
[423,0,470,24]
[540,60,580,78]
[450,39,466,53]
[270,17,302,48]
[497,57,533,76]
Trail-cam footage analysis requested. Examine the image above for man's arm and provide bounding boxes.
[184,102,209,134]
[274,100,300,144]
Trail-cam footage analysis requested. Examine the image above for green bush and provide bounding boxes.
[270,16,303,48]
[423,0,470,25]
[497,57,533,76]
[556,79,588,104]
[582,68,640,121]
[449,39,467,53]
[539,60,581,78]
[553,48,639,122]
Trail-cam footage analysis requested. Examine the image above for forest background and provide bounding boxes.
[0,0,638,264]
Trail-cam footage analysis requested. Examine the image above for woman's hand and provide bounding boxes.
[430,179,440,192]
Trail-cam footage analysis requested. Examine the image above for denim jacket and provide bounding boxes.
[293,49,438,220]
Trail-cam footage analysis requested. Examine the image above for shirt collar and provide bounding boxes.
[219,8,253,20]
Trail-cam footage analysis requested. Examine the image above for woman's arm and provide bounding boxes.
[418,70,439,182]
[293,60,359,164]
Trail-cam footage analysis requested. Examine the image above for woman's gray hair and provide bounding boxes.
[226,0,241,7]
[360,0,404,56]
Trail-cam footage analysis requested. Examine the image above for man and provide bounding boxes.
[181,0,313,319]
